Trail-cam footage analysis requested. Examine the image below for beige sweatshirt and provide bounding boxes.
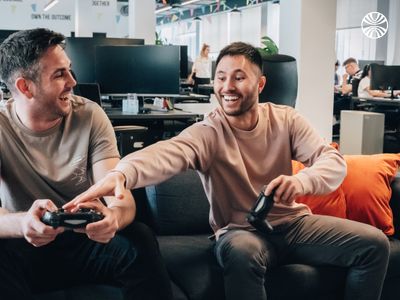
[116,103,346,237]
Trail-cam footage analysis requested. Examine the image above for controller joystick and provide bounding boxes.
[41,208,104,229]
[246,186,275,234]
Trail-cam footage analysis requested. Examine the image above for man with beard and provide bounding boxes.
[0,28,172,300]
[68,42,389,300]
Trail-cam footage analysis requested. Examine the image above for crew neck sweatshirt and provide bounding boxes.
[116,103,346,238]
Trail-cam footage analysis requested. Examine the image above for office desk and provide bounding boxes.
[196,84,214,96]
[106,108,203,144]
[106,108,202,122]
[172,92,210,103]
[352,96,400,108]
[174,95,219,115]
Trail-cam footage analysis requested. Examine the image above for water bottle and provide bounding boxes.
[123,93,139,114]
[130,93,139,114]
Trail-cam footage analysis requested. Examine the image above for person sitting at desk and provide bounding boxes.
[341,57,362,95]
[358,64,388,98]
[333,58,362,124]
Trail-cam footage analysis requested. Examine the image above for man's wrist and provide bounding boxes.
[109,169,127,188]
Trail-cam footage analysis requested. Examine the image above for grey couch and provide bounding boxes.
[36,170,400,300]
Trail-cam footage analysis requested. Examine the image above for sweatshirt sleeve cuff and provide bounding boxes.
[114,162,138,189]
[293,172,313,194]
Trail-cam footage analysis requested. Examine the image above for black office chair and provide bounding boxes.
[259,54,298,107]
[351,78,361,97]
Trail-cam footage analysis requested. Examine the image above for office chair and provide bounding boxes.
[259,54,298,108]
[351,78,361,97]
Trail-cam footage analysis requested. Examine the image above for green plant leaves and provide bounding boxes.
[258,36,279,58]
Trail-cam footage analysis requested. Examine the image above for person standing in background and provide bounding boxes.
[188,43,212,85]
[334,60,340,86]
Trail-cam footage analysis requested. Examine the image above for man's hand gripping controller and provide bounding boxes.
[246,186,275,234]
[41,208,104,229]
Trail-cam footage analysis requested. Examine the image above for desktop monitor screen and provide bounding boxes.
[358,59,384,70]
[95,45,180,95]
[65,37,144,83]
[370,64,400,92]
[0,30,17,44]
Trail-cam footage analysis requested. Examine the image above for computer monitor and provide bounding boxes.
[0,30,17,44]
[180,45,189,79]
[370,64,400,98]
[65,37,144,83]
[211,60,216,80]
[95,45,180,96]
[358,60,384,70]
[73,83,102,106]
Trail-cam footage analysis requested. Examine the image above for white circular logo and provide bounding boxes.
[361,12,388,39]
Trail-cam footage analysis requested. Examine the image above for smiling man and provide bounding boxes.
[0,28,172,299]
[69,42,390,300]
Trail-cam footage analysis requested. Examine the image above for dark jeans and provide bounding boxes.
[215,214,390,300]
[0,221,172,300]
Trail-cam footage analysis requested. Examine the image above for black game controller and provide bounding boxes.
[246,186,275,234]
[41,208,104,229]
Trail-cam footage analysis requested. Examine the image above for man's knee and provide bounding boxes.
[216,231,272,273]
[120,222,159,254]
[352,224,390,264]
[364,226,390,256]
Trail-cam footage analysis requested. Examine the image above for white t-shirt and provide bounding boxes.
[358,76,370,98]
[193,56,212,78]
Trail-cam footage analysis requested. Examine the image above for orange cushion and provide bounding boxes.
[292,160,347,218]
[342,153,400,236]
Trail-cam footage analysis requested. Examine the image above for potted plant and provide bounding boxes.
[258,36,279,58]
[155,31,166,45]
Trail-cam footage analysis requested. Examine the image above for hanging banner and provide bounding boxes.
[0,0,121,37]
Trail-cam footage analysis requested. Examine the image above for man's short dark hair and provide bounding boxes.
[0,28,65,91]
[215,42,263,73]
[342,57,358,66]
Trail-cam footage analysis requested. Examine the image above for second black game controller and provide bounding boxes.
[246,186,275,234]
[41,208,104,229]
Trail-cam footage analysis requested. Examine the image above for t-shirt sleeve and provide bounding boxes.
[88,104,120,165]
[358,77,369,95]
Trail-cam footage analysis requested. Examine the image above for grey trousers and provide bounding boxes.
[214,214,390,300]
